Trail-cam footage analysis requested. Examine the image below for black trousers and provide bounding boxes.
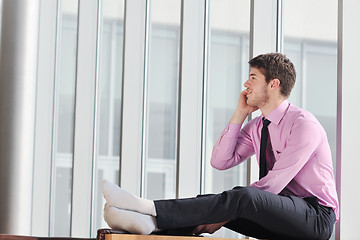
[154,186,336,240]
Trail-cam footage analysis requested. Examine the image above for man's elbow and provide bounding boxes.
[210,159,227,170]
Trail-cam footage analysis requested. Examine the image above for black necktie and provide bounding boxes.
[260,118,271,179]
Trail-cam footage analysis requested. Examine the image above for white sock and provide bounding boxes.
[104,205,157,235]
[102,180,157,216]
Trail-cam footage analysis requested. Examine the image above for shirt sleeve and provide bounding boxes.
[250,120,323,194]
[210,122,255,170]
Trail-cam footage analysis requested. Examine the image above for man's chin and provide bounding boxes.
[246,100,257,108]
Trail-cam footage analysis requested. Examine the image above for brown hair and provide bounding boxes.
[248,53,296,97]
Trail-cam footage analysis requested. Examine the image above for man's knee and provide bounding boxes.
[225,186,262,213]
[231,186,259,201]
[214,187,262,222]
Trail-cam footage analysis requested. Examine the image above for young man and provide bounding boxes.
[102,53,338,240]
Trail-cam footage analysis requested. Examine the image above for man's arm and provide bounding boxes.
[210,90,258,170]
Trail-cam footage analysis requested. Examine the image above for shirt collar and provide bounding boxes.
[262,100,290,125]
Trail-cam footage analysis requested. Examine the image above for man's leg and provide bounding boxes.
[154,187,335,240]
[103,181,335,239]
[103,180,156,216]
[104,204,157,235]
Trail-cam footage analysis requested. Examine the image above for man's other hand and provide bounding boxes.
[192,221,228,235]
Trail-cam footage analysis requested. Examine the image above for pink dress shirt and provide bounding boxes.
[210,100,339,220]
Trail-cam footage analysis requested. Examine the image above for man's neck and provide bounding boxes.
[260,97,287,117]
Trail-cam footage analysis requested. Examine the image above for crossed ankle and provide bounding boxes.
[104,205,157,235]
[102,180,157,216]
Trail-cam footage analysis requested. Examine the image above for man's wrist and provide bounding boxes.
[230,111,248,124]
[230,108,249,124]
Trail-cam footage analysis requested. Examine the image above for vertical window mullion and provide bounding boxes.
[140,0,150,198]
[200,0,210,194]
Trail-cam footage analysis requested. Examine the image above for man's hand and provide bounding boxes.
[192,221,229,235]
[238,89,259,114]
[230,90,258,124]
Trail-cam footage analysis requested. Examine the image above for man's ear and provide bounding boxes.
[270,79,280,88]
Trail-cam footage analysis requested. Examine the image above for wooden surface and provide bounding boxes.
[104,234,244,240]
[0,234,94,240]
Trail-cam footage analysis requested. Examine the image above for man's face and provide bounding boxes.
[243,67,269,108]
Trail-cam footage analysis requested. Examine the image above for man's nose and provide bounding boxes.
[244,79,250,88]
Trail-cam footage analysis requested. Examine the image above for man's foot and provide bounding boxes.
[102,180,156,216]
[104,204,157,235]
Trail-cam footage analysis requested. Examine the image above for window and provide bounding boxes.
[143,0,181,200]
